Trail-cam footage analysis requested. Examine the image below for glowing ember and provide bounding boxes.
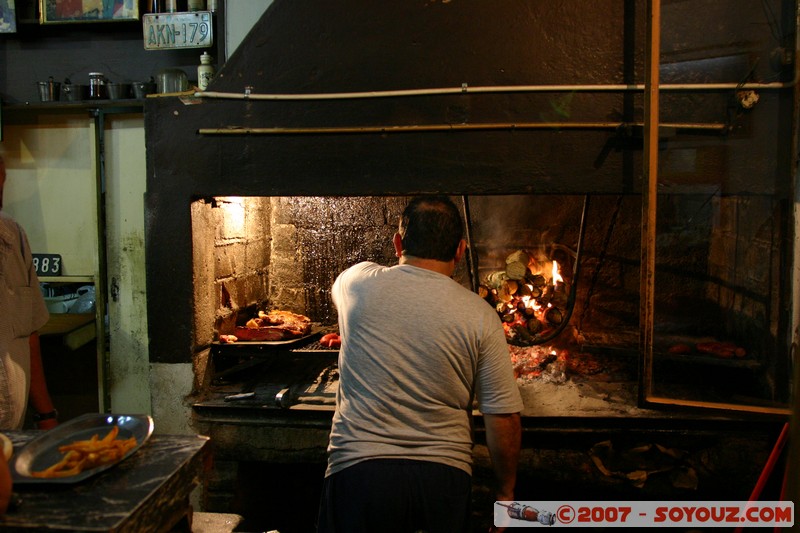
[508,345,567,383]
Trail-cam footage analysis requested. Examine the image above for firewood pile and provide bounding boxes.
[479,248,571,347]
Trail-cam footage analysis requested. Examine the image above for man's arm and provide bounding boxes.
[29,333,57,429]
[483,412,521,501]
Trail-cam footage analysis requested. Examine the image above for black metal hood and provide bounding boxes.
[143,0,794,363]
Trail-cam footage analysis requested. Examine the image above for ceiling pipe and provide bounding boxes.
[195,80,793,102]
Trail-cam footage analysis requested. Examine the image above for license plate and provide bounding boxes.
[143,11,214,50]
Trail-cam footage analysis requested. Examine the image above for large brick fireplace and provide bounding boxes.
[142,1,797,530]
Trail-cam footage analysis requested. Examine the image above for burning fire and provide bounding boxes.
[479,248,573,383]
[552,260,563,285]
[480,249,570,347]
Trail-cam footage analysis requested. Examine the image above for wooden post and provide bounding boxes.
[638,0,660,406]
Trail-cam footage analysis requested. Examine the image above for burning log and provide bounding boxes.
[537,290,553,307]
[496,283,513,303]
[487,271,509,289]
[516,283,532,298]
[478,285,490,300]
[527,318,543,334]
[544,307,564,326]
[527,274,547,288]
[525,285,542,299]
[505,250,530,280]
[506,280,518,295]
[483,248,572,347]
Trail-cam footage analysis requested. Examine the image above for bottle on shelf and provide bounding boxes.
[88,72,107,99]
[197,52,215,91]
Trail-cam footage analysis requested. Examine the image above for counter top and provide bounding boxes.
[1,431,210,532]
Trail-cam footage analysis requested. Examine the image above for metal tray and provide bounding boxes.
[214,323,326,348]
[11,413,154,484]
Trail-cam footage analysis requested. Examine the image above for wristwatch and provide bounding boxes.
[33,409,58,422]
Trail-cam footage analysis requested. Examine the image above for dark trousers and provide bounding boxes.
[316,458,472,533]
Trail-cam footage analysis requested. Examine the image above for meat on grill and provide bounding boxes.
[233,310,312,341]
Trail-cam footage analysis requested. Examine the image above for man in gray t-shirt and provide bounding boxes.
[317,196,523,533]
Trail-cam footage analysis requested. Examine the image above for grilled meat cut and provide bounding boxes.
[233,310,312,341]
[319,333,341,348]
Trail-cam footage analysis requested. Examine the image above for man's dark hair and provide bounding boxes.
[399,196,464,261]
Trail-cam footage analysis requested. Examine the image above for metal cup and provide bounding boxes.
[37,77,60,102]
[132,81,157,99]
[107,82,132,100]
[61,83,87,101]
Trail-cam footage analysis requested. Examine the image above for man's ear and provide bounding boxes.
[393,233,404,257]
[454,239,467,263]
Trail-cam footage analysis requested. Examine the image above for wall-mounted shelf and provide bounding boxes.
[39,313,96,351]
[3,101,144,117]
[40,276,94,284]
[0,3,226,106]
[4,100,144,109]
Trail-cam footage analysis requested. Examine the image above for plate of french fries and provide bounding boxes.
[10,413,154,484]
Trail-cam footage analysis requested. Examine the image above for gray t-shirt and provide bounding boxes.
[326,262,524,477]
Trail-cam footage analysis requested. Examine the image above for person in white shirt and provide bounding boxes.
[0,155,58,430]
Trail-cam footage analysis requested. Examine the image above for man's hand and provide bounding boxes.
[483,412,521,501]
[484,413,521,533]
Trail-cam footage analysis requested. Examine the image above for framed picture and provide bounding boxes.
[40,0,139,24]
[0,0,17,33]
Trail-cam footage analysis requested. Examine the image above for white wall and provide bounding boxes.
[2,117,98,278]
[104,115,152,415]
[225,0,272,59]
[2,114,152,416]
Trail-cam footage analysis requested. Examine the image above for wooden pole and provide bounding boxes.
[638,0,660,406]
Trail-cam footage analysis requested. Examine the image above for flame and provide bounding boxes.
[552,260,563,284]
